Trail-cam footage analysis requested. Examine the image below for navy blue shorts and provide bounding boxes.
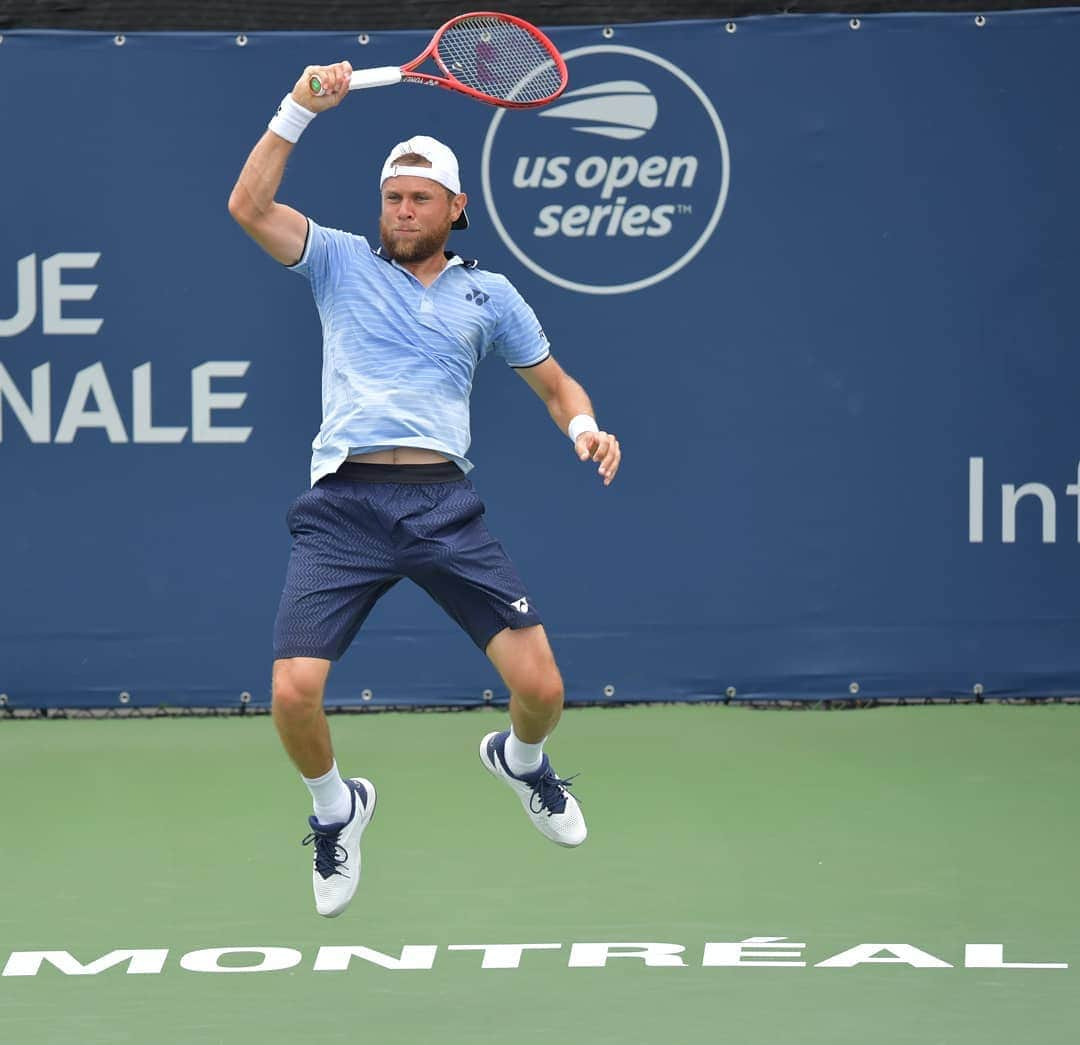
[273,462,542,661]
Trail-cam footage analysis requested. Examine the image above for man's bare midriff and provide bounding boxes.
[346,448,450,465]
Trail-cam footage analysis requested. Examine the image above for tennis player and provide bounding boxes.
[228,61,621,918]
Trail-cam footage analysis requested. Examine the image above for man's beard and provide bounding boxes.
[379,214,453,264]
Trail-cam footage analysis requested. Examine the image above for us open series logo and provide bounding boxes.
[482,46,731,295]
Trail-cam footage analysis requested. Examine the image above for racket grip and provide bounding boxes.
[348,67,404,91]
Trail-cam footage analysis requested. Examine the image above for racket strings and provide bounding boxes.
[437,15,564,104]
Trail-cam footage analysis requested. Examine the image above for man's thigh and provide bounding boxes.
[273,483,400,661]
[401,480,544,651]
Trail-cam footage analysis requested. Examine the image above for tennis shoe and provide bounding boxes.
[301,777,377,918]
[479,731,586,847]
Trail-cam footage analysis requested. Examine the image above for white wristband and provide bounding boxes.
[268,93,316,144]
[568,414,599,442]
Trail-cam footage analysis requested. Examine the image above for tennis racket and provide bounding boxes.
[309,11,567,109]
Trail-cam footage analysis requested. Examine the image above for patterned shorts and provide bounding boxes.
[273,462,542,661]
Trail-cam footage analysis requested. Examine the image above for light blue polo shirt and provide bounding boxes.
[288,219,550,486]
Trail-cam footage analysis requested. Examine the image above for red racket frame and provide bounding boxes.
[397,11,568,109]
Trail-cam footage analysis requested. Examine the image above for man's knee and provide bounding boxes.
[487,625,564,712]
[519,671,564,712]
[272,659,328,716]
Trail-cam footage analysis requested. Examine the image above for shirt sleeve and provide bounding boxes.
[286,219,363,295]
[490,279,551,368]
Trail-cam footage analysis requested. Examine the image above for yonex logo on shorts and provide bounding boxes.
[511,598,529,613]
[481,45,731,296]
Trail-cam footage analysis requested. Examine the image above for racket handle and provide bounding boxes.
[348,67,404,91]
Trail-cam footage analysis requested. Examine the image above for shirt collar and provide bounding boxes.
[372,247,478,271]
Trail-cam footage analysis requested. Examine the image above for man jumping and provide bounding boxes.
[228,60,621,917]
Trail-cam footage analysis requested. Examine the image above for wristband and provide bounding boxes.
[568,414,599,442]
[268,93,316,144]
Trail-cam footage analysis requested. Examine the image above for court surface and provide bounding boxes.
[1,703,1077,1044]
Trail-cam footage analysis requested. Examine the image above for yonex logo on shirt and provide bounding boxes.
[465,289,490,306]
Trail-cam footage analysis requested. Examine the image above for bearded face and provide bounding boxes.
[379,175,460,265]
[379,209,454,264]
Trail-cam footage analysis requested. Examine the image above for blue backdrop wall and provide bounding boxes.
[2,12,1079,709]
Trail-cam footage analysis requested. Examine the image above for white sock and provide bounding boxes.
[303,760,353,825]
[504,729,544,776]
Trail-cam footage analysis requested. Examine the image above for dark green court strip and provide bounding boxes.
[1,705,1077,1044]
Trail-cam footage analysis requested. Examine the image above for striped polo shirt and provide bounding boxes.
[288,219,550,486]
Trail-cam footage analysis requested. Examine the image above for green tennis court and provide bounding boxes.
[2,704,1077,1044]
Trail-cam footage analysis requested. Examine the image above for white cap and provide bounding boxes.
[380,135,469,230]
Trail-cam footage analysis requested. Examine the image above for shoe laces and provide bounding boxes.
[301,826,350,881]
[528,768,578,817]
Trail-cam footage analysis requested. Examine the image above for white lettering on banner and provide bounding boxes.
[179,948,302,974]
[0,362,50,441]
[814,944,952,969]
[0,362,251,444]
[192,362,252,443]
[133,362,188,443]
[54,362,128,443]
[512,155,698,198]
[2,949,169,977]
[533,199,675,239]
[41,253,103,335]
[0,938,1068,977]
[703,937,807,967]
[2,252,253,447]
[0,255,37,337]
[513,155,696,239]
[0,253,103,336]
[969,456,984,543]
[969,457,1080,543]
[313,946,439,971]
[1002,483,1056,543]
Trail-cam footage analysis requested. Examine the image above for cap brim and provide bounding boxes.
[452,208,469,231]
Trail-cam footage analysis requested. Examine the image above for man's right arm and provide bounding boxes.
[227,61,353,266]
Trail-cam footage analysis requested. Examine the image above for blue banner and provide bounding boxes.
[2,12,1079,708]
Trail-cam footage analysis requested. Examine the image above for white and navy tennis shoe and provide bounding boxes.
[301,777,377,918]
[479,731,587,847]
